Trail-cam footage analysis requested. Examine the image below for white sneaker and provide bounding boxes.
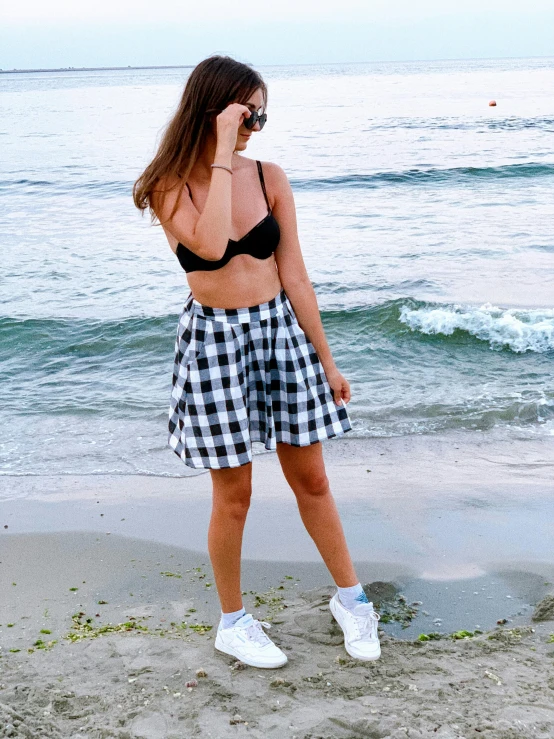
[214,613,288,669]
[329,593,381,661]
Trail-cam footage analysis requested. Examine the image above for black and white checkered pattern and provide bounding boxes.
[168,289,351,469]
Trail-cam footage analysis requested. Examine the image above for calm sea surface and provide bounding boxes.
[1,58,553,483]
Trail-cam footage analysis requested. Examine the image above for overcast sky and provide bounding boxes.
[1,0,553,69]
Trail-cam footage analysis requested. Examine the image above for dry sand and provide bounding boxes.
[1,431,554,738]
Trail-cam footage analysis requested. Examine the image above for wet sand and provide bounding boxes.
[1,431,554,737]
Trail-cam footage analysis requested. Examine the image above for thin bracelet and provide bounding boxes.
[211,163,233,174]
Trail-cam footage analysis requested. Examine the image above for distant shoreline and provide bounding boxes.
[1,55,553,75]
[0,64,194,75]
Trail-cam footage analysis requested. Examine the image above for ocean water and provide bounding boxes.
[1,58,553,482]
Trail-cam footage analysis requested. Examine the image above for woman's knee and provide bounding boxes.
[292,470,330,499]
[211,466,252,519]
[277,442,330,498]
[222,490,252,520]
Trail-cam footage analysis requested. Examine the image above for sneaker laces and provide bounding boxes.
[351,603,380,641]
[244,619,272,647]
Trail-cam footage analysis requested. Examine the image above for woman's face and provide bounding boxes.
[234,87,265,152]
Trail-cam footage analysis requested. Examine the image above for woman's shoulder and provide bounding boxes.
[253,158,286,175]
[248,158,290,196]
[234,157,289,205]
[237,155,286,177]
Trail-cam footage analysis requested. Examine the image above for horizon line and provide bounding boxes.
[1,55,553,75]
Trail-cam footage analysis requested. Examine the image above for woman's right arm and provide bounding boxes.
[152,103,251,262]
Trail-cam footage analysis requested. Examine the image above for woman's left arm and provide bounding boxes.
[269,163,350,407]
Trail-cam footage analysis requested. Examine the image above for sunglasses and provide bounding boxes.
[243,110,267,130]
[206,108,267,131]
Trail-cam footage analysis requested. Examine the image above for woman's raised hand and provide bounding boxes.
[215,103,252,156]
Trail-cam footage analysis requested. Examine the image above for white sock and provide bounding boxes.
[220,607,246,629]
[337,583,369,612]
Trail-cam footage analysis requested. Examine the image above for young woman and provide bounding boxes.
[133,55,380,669]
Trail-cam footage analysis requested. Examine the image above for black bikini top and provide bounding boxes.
[176,160,280,273]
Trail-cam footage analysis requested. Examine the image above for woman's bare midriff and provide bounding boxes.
[182,253,282,309]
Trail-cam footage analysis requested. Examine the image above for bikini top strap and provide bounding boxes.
[256,160,271,213]
[176,173,194,204]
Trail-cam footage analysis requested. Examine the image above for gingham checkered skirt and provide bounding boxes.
[168,289,351,469]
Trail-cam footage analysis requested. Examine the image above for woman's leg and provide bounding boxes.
[208,463,252,613]
[276,441,358,587]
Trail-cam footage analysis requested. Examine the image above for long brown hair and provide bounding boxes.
[132,55,268,224]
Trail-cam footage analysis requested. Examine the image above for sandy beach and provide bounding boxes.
[1,431,554,738]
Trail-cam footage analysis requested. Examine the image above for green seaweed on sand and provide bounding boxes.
[168,621,212,635]
[160,571,182,578]
[17,600,250,653]
[417,629,483,642]
[451,629,483,639]
[417,632,442,641]
[547,633,554,643]
[65,612,150,642]
[251,586,286,621]
[188,623,213,635]
[28,638,58,652]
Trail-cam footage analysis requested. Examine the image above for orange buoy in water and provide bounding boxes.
[489,100,497,106]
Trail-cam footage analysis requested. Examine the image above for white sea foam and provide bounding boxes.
[399,303,554,353]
